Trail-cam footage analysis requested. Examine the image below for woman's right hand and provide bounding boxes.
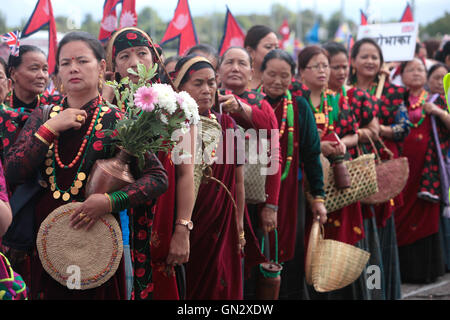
[259,206,277,234]
[321,140,346,157]
[44,108,88,134]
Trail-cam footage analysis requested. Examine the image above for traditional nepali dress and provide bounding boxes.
[395,93,449,283]
[185,111,244,300]
[264,89,325,300]
[4,97,168,300]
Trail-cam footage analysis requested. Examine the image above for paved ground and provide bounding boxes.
[401,272,450,300]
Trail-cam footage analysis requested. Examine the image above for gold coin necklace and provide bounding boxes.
[45,99,106,201]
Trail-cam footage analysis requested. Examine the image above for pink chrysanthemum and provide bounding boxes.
[134,86,158,112]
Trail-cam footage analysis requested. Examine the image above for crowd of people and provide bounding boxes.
[0,22,449,301]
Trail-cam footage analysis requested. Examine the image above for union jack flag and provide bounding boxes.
[1,30,21,56]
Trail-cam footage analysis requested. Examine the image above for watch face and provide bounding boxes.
[187,221,194,231]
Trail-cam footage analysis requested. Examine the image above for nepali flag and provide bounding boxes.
[218,7,245,56]
[160,0,198,56]
[99,0,122,43]
[278,18,290,50]
[22,0,57,75]
[119,0,138,29]
[1,30,21,57]
[400,3,414,22]
[360,9,368,25]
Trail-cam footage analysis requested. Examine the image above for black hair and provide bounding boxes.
[174,54,215,88]
[160,55,181,84]
[348,38,384,84]
[7,45,46,78]
[244,25,276,50]
[56,31,105,66]
[427,62,450,79]
[261,49,296,75]
[399,57,426,75]
[435,41,450,64]
[218,46,252,68]
[186,43,218,62]
[322,41,348,59]
[164,55,181,67]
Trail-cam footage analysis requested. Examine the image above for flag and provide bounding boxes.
[400,3,414,22]
[160,0,198,56]
[119,0,138,29]
[347,35,354,52]
[1,30,21,56]
[283,31,295,55]
[218,6,246,56]
[278,18,290,49]
[305,21,319,44]
[360,9,368,25]
[22,0,57,75]
[334,22,350,43]
[98,0,122,43]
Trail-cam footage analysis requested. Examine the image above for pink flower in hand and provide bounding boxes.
[134,86,158,112]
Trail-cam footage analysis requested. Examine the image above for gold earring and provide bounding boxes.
[59,83,64,94]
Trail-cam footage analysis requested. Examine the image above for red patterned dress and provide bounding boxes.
[3,97,168,299]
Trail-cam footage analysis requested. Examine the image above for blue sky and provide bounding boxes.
[4,0,450,28]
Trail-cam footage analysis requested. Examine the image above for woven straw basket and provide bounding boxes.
[306,221,370,292]
[193,115,223,198]
[307,153,378,213]
[36,202,123,290]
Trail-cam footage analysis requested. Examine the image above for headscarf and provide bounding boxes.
[172,56,214,90]
[105,27,162,73]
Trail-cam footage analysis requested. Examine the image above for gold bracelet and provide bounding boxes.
[313,198,325,203]
[34,132,50,146]
[104,193,113,212]
[43,123,59,136]
[239,231,245,240]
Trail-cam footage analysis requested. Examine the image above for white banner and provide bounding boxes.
[357,22,418,62]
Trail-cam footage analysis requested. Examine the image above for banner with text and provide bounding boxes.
[357,22,418,62]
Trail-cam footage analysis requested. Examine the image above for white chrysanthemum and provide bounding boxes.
[152,83,177,114]
[177,91,200,125]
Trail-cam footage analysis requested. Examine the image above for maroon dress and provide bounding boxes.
[4,97,168,300]
[185,111,243,300]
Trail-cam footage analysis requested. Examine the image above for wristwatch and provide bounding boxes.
[175,219,194,231]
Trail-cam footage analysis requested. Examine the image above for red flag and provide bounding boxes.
[160,0,198,56]
[22,0,57,75]
[119,0,138,29]
[400,3,414,22]
[360,9,368,25]
[278,18,290,49]
[218,7,246,56]
[99,0,122,43]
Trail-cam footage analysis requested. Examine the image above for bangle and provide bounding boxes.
[43,123,59,136]
[265,204,278,212]
[313,198,325,203]
[239,231,245,240]
[34,132,50,146]
[104,193,113,212]
[108,191,130,212]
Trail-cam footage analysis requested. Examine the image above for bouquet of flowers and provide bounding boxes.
[104,63,200,169]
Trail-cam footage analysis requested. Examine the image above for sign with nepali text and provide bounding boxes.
[357,22,418,62]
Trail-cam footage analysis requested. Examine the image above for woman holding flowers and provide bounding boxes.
[3,31,168,300]
[173,54,245,299]
[105,27,198,300]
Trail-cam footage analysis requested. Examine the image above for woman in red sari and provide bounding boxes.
[350,38,409,299]
[105,27,193,300]
[260,49,327,299]
[174,54,245,299]
[3,31,168,300]
[396,58,450,283]
[298,45,366,300]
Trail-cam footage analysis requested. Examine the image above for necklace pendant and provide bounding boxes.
[74,180,83,189]
[50,184,56,192]
[62,192,70,202]
[50,112,58,118]
[46,167,54,175]
[71,187,79,196]
[77,172,86,181]
[315,113,326,124]
[53,190,61,199]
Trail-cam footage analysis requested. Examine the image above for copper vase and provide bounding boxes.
[255,262,283,300]
[85,148,136,197]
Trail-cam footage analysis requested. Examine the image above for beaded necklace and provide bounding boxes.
[280,90,294,182]
[45,97,107,201]
[309,90,335,138]
[408,90,428,128]
[7,92,41,110]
